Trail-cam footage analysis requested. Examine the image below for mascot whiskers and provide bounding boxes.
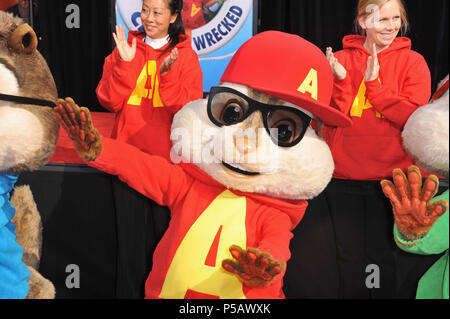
[381,75,449,299]
[0,11,58,298]
[54,31,351,299]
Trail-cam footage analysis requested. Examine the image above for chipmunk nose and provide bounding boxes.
[8,23,38,54]
[233,112,263,155]
[234,135,257,155]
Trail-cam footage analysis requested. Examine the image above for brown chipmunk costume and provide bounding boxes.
[0,11,58,298]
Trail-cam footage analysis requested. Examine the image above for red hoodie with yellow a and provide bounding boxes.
[96,31,203,160]
[322,35,431,180]
[89,137,307,299]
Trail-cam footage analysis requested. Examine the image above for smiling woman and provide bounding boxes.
[356,0,406,82]
[141,0,178,40]
[97,0,203,159]
[318,0,435,298]
[93,0,204,300]
[355,0,408,36]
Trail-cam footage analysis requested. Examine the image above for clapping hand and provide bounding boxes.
[112,25,137,62]
[365,43,380,82]
[326,47,347,80]
[159,48,179,75]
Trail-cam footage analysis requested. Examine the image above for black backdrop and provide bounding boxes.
[32,0,449,112]
[33,0,115,111]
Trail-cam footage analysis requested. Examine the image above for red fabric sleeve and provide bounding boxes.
[365,55,431,129]
[257,209,293,286]
[330,75,354,114]
[89,137,191,208]
[256,209,294,263]
[243,209,294,298]
[159,49,203,115]
[95,49,142,113]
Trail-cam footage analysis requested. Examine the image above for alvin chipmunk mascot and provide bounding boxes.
[54,31,351,299]
[0,11,58,298]
[381,75,449,299]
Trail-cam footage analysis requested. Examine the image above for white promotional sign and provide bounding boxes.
[116,0,142,32]
[190,0,252,56]
[116,0,252,57]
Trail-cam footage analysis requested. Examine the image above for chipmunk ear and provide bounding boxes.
[8,23,38,54]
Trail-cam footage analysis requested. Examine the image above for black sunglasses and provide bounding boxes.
[207,86,312,147]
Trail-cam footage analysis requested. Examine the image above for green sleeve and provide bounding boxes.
[394,189,449,255]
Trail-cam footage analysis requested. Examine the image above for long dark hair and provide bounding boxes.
[161,0,185,56]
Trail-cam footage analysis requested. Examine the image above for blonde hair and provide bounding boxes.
[355,0,409,36]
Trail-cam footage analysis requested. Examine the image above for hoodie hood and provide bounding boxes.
[342,35,411,56]
[128,31,192,52]
[179,162,308,230]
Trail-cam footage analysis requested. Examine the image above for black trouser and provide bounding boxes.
[284,178,445,299]
[111,177,170,298]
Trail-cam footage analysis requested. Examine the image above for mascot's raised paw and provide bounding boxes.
[222,245,285,288]
[381,165,448,240]
[383,74,449,299]
[54,98,102,161]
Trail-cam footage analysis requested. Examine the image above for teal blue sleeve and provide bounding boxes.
[0,224,31,299]
[0,193,30,298]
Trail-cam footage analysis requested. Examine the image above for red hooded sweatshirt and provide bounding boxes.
[96,31,203,160]
[322,35,431,180]
[89,137,308,299]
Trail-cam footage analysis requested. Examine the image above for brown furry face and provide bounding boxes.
[0,11,59,173]
[0,13,57,101]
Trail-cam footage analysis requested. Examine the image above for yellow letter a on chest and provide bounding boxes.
[350,78,383,118]
[159,190,247,299]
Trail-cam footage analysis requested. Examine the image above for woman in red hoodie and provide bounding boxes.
[97,0,203,160]
[95,0,203,298]
[314,0,437,298]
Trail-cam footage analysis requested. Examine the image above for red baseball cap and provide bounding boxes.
[221,31,352,127]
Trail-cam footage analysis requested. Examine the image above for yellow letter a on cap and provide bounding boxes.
[297,68,318,100]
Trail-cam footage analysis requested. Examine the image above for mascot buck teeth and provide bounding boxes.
[54,31,351,299]
[0,11,58,299]
[381,75,449,299]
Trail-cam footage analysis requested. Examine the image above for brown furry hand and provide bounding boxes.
[222,245,285,288]
[381,165,448,240]
[53,97,102,161]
